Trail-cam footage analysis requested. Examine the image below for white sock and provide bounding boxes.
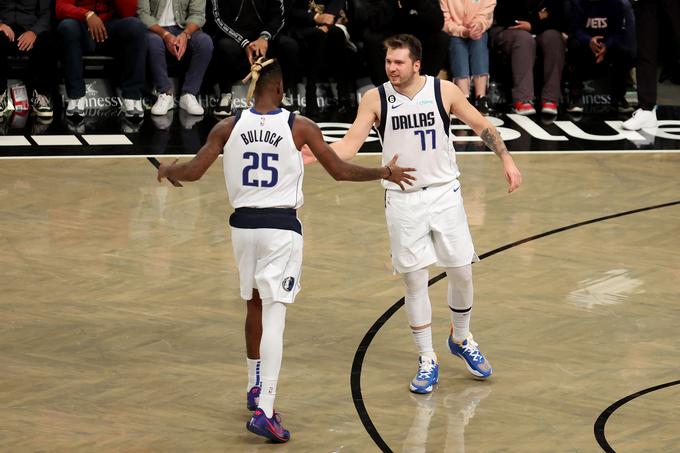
[259,378,277,419]
[411,327,436,362]
[246,357,261,391]
[403,269,436,357]
[446,265,473,342]
[258,302,286,418]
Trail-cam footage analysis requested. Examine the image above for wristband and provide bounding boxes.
[85,11,95,20]
[383,165,392,179]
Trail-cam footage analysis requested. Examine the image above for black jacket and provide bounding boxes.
[353,0,443,34]
[207,0,285,47]
[494,0,566,34]
[0,0,51,34]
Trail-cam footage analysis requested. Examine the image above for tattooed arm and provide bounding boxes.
[446,81,523,193]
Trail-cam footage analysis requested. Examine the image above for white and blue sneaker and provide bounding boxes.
[409,356,439,394]
[447,333,492,379]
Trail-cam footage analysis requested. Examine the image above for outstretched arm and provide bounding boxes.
[303,89,380,164]
[446,82,522,193]
[295,115,416,190]
[157,117,235,183]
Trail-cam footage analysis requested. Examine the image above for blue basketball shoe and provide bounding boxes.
[409,356,439,394]
[247,386,260,411]
[447,333,493,379]
[246,408,290,443]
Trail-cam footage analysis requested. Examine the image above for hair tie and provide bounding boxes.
[242,57,275,104]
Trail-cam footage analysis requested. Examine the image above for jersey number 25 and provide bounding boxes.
[242,152,279,187]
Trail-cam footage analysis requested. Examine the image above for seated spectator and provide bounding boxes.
[440,0,496,115]
[285,0,356,115]
[490,0,566,115]
[138,0,213,116]
[622,0,680,131]
[354,0,449,87]
[56,0,147,118]
[0,0,57,117]
[566,0,634,113]
[206,0,299,116]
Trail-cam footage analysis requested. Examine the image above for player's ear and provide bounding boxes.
[413,59,421,73]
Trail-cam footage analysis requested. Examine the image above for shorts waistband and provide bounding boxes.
[230,207,301,235]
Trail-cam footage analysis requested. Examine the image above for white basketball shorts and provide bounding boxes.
[231,227,303,303]
[385,180,479,274]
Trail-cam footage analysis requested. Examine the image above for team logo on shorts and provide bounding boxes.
[387,94,396,103]
[282,277,295,292]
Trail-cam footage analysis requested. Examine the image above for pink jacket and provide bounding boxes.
[440,0,496,37]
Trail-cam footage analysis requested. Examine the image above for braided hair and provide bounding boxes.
[241,57,282,104]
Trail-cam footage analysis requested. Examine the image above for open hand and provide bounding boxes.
[17,31,36,51]
[86,13,107,43]
[509,20,531,32]
[385,155,416,191]
[502,156,522,193]
[0,24,15,41]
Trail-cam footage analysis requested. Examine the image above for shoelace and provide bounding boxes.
[417,360,435,379]
[34,93,49,107]
[462,341,483,362]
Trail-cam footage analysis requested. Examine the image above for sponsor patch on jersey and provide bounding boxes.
[387,94,396,103]
[282,277,295,292]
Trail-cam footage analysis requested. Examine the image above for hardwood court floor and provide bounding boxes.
[0,152,678,452]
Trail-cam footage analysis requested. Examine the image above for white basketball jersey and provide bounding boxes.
[223,108,304,209]
[377,76,459,191]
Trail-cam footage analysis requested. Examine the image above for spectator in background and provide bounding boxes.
[56,0,147,118]
[440,0,496,115]
[285,0,356,116]
[622,0,680,130]
[354,0,448,87]
[566,0,634,114]
[490,0,566,115]
[206,0,299,117]
[138,0,213,116]
[0,0,56,117]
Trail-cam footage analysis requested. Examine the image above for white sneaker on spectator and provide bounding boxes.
[66,96,86,117]
[151,93,174,115]
[122,98,144,118]
[214,92,232,117]
[622,108,657,131]
[179,93,204,115]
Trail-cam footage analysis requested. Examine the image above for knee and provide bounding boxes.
[189,31,214,56]
[446,265,472,287]
[275,36,299,57]
[146,31,164,51]
[510,30,535,51]
[215,37,242,59]
[57,19,81,40]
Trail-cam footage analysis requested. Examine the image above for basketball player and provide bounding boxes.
[309,34,522,394]
[156,58,415,443]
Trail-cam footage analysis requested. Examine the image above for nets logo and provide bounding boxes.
[282,277,295,292]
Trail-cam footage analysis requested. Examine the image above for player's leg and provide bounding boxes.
[245,289,262,411]
[385,189,440,393]
[245,299,290,442]
[245,227,301,443]
[403,268,440,394]
[430,183,491,378]
[445,264,492,379]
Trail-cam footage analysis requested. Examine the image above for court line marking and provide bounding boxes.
[594,379,680,453]
[350,200,680,453]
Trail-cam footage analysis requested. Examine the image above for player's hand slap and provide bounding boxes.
[385,154,417,191]
[502,157,522,193]
[157,158,183,187]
